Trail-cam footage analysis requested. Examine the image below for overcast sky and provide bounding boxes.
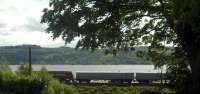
[0,0,77,47]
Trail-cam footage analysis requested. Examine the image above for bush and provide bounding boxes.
[0,71,17,81]
[161,88,176,94]
[0,63,79,94]
[0,78,45,94]
[0,57,11,72]
[140,91,160,94]
[77,85,140,94]
[15,63,32,77]
[42,80,79,94]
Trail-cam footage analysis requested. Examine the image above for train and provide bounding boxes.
[48,71,166,84]
[9,65,167,84]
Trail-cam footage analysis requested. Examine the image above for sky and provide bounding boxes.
[0,0,77,48]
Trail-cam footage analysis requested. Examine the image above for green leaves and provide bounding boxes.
[41,0,200,93]
[41,0,173,51]
[40,0,177,70]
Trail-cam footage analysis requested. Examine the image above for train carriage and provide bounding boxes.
[135,73,164,83]
[75,72,135,84]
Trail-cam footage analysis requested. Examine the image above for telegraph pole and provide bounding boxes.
[28,47,32,75]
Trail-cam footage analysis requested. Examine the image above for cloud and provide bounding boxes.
[0,22,7,28]
[0,31,12,36]
[25,18,46,31]
[0,6,20,13]
[10,17,46,32]
[0,31,65,47]
[0,22,11,36]
[0,0,78,47]
[0,37,5,42]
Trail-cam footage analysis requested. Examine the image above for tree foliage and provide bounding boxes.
[41,0,200,93]
[41,0,175,52]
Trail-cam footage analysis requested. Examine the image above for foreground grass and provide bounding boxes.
[75,84,162,94]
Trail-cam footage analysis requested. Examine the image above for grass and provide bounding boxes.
[74,84,161,94]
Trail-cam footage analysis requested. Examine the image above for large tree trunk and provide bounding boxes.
[176,22,200,93]
[189,50,200,94]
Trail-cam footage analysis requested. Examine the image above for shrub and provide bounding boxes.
[0,57,11,72]
[0,63,79,94]
[77,85,140,94]
[161,88,176,94]
[0,78,45,94]
[15,63,31,77]
[0,71,17,81]
[42,80,79,94]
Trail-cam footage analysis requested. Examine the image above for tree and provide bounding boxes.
[41,0,200,93]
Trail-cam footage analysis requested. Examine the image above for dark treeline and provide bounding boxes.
[0,45,152,65]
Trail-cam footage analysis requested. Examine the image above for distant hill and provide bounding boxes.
[0,45,152,65]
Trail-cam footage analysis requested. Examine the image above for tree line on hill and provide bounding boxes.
[0,45,152,65]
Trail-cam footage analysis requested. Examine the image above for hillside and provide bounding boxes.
[0,45,152,65]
